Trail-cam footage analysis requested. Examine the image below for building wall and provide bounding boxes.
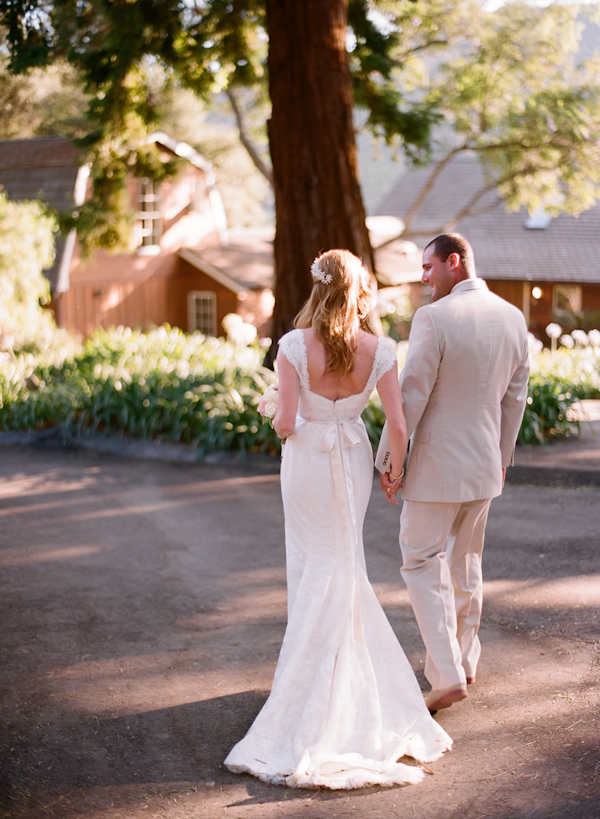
[486,279,600,343]
[58,167,223,337]
[59,255,242,337]
[176,259,239,332]
[485,280,524,309]
[58,254,179,336]
[59,250,274,339]
[583,284,600,313]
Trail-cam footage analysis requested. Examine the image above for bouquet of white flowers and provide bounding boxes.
[258,384,278,426]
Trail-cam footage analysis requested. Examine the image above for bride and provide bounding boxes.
[225,249,452,789]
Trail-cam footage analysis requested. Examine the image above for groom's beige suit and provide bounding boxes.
[376,278,529,695]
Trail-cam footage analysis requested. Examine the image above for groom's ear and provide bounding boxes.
[447,252,459,270]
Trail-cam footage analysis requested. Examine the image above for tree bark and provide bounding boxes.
[265,0,373,363]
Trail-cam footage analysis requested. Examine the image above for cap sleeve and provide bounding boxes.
[366,335,398,393]
[277,329,310,390]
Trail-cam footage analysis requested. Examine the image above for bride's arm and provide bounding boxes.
[273,350,300,440]
[376,365,408,482]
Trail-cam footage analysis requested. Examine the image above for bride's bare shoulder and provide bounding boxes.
[357,332,380,356]
[361,331,380,347]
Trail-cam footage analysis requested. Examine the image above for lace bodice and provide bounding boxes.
[278,329,396,422]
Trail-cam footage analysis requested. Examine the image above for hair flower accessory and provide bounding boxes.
[311,258,333,285]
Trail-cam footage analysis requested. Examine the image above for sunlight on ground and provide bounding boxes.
[0,473,280,525]
[185,585,287,623]
[0,470,102,497]
[484,576,600,608]
[0,543,111,566]
[42,653,275,717]
[222,567,287,587]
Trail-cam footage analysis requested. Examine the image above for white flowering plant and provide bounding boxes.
[222,313,258,347]
[519,326,600,443]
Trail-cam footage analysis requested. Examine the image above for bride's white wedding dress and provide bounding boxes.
[225,329,452,789]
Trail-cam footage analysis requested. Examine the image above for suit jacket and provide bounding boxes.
[375,278,530,503]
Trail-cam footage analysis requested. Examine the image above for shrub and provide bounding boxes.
[0,325,280,456]
[518,329,600,444]
[518,376,579,445]
[1,324,599,455]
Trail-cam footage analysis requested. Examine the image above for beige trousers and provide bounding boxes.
[399,497,492,692]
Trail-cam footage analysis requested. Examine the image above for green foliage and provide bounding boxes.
[553,307,600,334]
[3,324,598,456]
[56,138,184,253]
[530,342,600,401]
[419,1,600,219]
[56,167,137,253]
[348,0,440,159]
[3,0,265,247]
[378,289,415,341]
[518,376,579,445]
[361,393,387,451]
[0,192,76,357]
[6,0,599,256]
[0,326,282,457]
[0,0,440,252]
[0,193,54,307]
[518,336,600,444]
[171,0,267,94]
[0,57,89,139]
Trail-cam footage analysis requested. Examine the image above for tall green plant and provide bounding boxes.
[518,377,579,445]
[0,193,54,345]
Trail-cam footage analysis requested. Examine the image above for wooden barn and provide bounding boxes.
[0,133,274,339]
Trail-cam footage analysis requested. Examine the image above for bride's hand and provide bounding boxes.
[379,470,401,505]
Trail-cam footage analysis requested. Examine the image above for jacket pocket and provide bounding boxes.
[413,427,430,443]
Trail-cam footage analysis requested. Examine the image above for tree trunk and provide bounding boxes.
[265,0,373,364]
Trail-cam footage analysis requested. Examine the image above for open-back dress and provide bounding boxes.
[224,329,452,789]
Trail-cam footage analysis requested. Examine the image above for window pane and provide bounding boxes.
[137,178,162,247]
[188,291,217,336]
[555,285,582,313]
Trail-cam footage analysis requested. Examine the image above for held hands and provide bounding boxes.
[379,468,404,505]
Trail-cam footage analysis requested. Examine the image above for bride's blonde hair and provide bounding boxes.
[294,249,375,375]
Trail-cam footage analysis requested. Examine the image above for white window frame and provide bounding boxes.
[188,291,217,336]
[137,177,162,254]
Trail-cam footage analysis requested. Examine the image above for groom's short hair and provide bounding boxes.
[425,233,475,277]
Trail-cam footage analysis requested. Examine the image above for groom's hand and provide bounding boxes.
[379,471,401,504]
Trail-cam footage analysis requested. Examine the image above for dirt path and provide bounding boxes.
[0,446,598,819]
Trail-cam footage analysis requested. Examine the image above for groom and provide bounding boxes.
[376,233,529,713]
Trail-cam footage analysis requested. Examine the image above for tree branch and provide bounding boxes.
[398,39,451,58]
[440,182,503,232]
[403,148,465,234]
[374,146,568,248]
[374,147,465,250]
[225,86,273,186]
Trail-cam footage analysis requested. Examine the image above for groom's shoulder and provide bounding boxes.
[412,297,451,323]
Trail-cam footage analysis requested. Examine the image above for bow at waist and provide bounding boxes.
[319,419,364,453]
